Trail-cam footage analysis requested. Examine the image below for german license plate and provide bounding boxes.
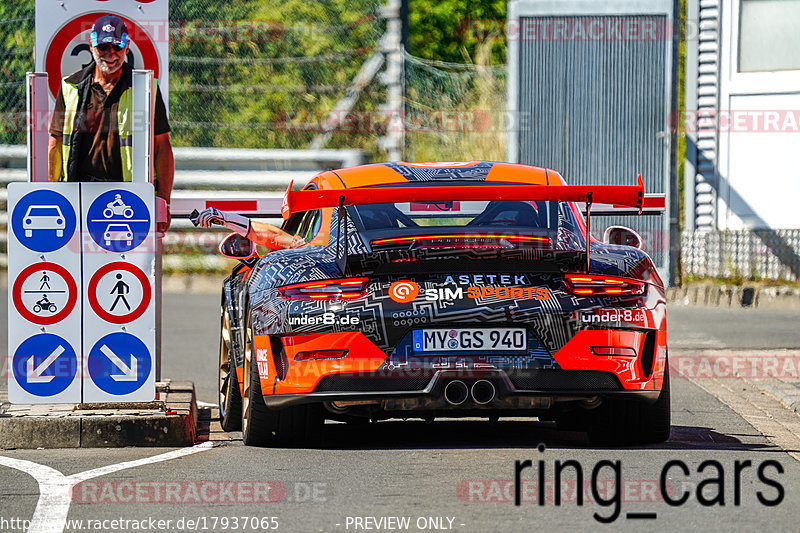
[412,328,527,352]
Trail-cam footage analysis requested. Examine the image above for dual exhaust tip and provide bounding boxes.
[444,379,496,406]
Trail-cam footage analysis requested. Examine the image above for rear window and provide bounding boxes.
[351,200,585,251]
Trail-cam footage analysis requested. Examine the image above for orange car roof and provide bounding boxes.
[312,161,561,190]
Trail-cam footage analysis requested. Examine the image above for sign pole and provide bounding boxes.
[131,69,161,382]
[26,72,49,183]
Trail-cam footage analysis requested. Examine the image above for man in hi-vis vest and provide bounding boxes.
[48,14,174,231]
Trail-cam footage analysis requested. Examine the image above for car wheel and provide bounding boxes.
[25,230,32,237]
[56,230,63,237]
[587,358,671,446]
[218,302,241,432]
[241,312,323,448]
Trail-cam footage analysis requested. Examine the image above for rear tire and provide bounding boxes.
[218,303,241,432]
[240,313,323,448]
[587,359,671,446]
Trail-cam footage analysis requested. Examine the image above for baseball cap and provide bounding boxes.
[90,15,129,48]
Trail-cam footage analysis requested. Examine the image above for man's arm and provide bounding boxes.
[153,132,174,202]
[194,207,306,250]
[153,132,174,232]
[249,220,306,250]
[48,136,62,182]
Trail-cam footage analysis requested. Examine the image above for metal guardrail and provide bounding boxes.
[0,145,367,267]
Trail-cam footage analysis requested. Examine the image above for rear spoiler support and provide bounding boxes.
[585,192,593,273]
[335,195,349,273]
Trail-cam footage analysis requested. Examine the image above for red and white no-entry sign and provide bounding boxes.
[12,263,78,326]
[88,261,152,324]
[34,0,169,103]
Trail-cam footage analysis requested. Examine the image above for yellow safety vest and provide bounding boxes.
[59,76,157,182]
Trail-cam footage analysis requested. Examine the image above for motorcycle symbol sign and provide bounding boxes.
[86,190,151,252]
[12,263,78,325]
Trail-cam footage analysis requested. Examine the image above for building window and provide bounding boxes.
[739,0,800,72]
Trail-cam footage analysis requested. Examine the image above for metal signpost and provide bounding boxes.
[81,183,156,402]
[7,184,83,403]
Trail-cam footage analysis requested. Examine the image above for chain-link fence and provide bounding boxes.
[0,0,507,161]
[404,51,506,162]
[0,2,35,146]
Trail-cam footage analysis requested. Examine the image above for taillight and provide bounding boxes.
[564,274,645,296]
[371,234,550,249]
[591,346,637,357]
[278,277,369,300]
[294,349,348,361]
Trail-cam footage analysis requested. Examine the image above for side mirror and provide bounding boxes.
[603,226,643,249]
[219,232,258,260]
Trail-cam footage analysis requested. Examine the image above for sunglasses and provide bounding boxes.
[96,43,125,53]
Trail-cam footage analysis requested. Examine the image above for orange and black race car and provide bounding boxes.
[215,161,669,447]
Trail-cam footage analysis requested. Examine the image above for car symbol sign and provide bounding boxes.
[11,190,77,253]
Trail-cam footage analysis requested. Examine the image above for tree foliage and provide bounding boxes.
[408,0,506,65]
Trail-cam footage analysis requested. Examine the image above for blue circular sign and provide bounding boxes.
[13,333,78,396]
[11,190,77,253]
[88,332,151,395]
[86,190,150,252]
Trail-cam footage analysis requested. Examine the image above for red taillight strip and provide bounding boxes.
[564,274,645,296]
[278,277,369,301]
[371,234,551,246]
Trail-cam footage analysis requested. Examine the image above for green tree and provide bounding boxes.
[0,1,35,145]
[408,0,506,64]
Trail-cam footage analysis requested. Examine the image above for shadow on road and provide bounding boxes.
[308,420,780,452]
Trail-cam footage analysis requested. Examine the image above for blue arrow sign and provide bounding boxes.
[13,333,78,396]
[86,189,150,252]
[11,190,77,253]
[87,332,151,395]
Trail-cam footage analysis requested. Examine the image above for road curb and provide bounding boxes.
[667,282,800,309]
[0,380,198,449]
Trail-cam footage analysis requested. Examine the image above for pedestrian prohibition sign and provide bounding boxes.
[88,262,151,324]
[87,332,152,395]
[13,333,78,397]
[12,263,78,325]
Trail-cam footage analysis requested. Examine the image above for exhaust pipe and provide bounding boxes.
[444,380,469,406]
[471,380,496,405]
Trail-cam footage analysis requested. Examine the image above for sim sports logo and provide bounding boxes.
[389,280,420,303]
[388,280,550,304]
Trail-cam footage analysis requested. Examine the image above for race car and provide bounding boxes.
[215,161,669,448]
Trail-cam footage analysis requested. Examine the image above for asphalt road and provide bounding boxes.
[2,291,800,532]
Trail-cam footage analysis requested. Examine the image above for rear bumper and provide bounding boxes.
[260,368,660,409]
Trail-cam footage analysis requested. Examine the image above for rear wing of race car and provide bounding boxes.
[281,175,662,273]
[281,175,650,218]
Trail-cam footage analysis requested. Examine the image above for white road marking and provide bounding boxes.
[196,400,218,409]
[0,441,214,533]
